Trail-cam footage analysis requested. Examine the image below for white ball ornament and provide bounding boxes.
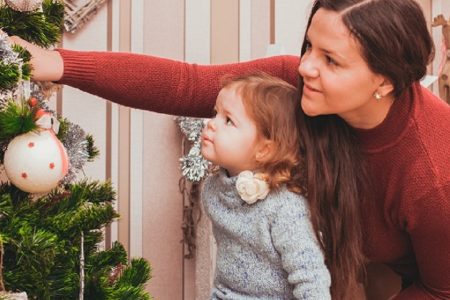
[0,292,28,300]
[4,129,69,194]
[5,0,42,12]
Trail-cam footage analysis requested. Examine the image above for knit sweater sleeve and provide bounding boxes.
[394,182,450,299]
[56,49,300,117]
[270,194,331,300]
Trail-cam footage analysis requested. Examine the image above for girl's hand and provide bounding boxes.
[8,35,64,82]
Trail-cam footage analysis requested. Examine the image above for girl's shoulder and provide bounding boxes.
[262,187,310,216]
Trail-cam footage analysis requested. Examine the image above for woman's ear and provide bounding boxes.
[377,79,394,97]
[255,139,275,163]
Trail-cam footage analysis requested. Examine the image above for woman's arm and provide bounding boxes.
[392,183,450,299]
[11,36,300,118]
[57,49,299,117]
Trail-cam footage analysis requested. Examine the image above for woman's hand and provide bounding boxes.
[8,35,64,82]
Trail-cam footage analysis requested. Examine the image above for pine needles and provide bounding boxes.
[0,0,64,48]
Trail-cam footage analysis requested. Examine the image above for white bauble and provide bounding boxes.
[5,0,42,12]
[4,130,69,193]
[0,292,28,300]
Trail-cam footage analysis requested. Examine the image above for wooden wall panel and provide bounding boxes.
[211,0,239,64]
[141,1,185,299]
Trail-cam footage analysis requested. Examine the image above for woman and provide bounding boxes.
[9,0,450,299]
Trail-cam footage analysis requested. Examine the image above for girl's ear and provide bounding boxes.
[255,139,275,163]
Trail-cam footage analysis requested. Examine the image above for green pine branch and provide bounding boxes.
[0,101,37,141]
[86,134,100,161]
[0,62,20,91]
[11,44,32,80]
[0,44,32,90]
[0,0,64,48]
[116,258,152,289]
[85,243,152,300]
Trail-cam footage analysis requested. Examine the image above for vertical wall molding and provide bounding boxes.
[185,1,211,298]
[129,0,145,259]
[104,0,113,250]
[117,0,132,257]
[270,0,275,44]
[109,0,121,251]
[141,1,185,299]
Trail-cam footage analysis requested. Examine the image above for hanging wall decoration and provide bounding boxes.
[176,117,210,183]
[5,0,42,12]
[432,14,450,104]
[64,0,107,33]
[176,117,211,259]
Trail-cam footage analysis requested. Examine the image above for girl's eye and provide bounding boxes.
[226,117,234,126]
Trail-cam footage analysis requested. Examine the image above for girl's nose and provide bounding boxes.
[298,55,319,78]
[206,118,216,131]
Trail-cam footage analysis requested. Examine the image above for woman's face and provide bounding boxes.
[298,8,390,128]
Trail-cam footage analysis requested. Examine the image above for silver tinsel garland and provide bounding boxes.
[60,122,90,184]
[176,117,210,182]
[0,31,20,65]
[0,31,23,107]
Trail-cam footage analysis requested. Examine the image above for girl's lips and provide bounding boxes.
[201,134,212,143]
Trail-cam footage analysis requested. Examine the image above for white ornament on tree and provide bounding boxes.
[0,292,28,300]
[3,129,69,193]
[5,0,42,12]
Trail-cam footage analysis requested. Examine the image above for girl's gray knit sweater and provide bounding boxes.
[201,169,331,300]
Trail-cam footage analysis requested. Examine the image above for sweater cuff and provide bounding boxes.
[55,48,97,85]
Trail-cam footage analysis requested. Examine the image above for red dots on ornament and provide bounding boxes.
[28,97,38,107]
[49,163,55,169]
[28,142,35,148]
[21,172,28,179]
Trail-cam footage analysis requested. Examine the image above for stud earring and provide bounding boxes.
[374,92,382,100]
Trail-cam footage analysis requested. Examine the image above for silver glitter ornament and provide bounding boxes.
[176,116,205,142]
[179,142,210,182]
[5,0,42,12]
[176,117,210,182]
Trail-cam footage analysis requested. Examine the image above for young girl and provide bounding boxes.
[200,73,331,299]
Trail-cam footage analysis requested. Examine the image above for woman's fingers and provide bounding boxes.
[8,35,64,82]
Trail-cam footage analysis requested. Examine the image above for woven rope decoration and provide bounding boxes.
[5,0,42,12]
[64,0,107,33]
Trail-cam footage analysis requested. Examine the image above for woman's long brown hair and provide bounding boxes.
[298,0,434,299]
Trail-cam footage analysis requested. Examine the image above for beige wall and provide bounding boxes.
[51,1,446,299]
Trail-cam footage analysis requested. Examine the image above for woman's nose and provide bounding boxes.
[298,55,319,78]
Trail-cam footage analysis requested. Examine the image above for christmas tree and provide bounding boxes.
[0,1,152,299]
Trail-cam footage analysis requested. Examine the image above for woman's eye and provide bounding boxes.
[326,55,337,66]
[304,41,312,51]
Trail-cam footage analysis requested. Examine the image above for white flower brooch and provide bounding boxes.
[235,170,270,204]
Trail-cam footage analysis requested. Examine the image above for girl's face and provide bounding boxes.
[298,8,392,129]
[201,86,267,176]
